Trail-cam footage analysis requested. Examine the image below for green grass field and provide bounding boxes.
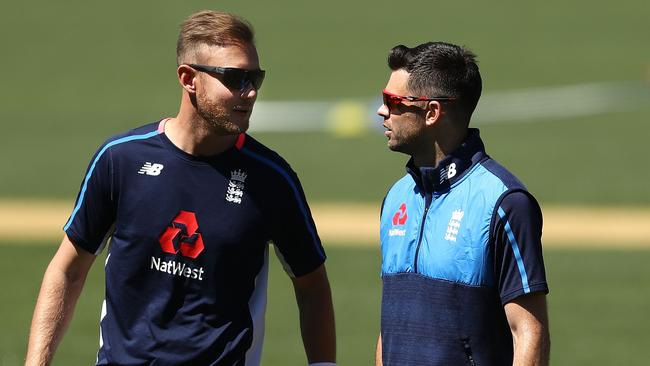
[2,244,649,365]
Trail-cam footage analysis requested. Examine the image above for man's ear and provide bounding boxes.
[424,100,443,126]
[177,64,197,94]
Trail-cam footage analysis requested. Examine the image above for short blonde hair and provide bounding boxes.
[176,10,255,65]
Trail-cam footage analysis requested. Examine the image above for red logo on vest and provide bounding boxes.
[159,210,205,259]
[392,203,408,225]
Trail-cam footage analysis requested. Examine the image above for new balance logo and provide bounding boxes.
[138,162,164,176]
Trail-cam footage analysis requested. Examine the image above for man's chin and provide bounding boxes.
[387,141,410,155]
[205,118,248,135]
[229,113,251,133]
[232,120,249,134]
[387,140,401,151]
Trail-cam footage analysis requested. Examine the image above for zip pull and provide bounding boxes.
[462,338,476,366]
[413,191,432,273]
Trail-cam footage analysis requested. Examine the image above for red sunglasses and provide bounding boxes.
[382,89,456,110]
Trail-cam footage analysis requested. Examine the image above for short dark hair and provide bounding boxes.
[388,42,482,121]
[176,10,255,65]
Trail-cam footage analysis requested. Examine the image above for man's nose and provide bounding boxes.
[377,103,390,118]
[240,82,258,99]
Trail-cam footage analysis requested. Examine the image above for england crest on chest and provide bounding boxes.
[226,169,247,204]
[444,209,465,242]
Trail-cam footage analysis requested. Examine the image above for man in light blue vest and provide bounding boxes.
[375,42,550,366]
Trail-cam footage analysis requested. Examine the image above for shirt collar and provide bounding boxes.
[406,128,487,195]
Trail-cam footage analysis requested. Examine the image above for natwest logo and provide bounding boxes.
[389,203,408,237]
[392,203,408,225]
[158,210,205,259]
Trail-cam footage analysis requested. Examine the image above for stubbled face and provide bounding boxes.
[194,43,260,135]
[377,69,428,155]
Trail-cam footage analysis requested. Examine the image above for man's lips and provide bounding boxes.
[233,105,252,113]
[383,123,392,137]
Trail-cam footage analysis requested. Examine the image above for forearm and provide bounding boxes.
[296,287,336,363]
[506,293,550,366]
[291,264,337,364]
[512,327,550,366]
[375,334,383,366]
[26,244,91,366]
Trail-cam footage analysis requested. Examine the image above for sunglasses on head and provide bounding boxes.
[382,89,456,110]
[189,64,266,91]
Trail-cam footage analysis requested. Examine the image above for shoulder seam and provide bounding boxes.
[64,129,160,230]
[488,188,531,247]
[238,146,324,258]
[480,159,526,191]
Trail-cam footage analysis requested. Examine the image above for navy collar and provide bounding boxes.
[406,128,487,195]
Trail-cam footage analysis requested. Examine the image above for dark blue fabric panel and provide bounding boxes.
[381,273,512,366]
[492,191,549,304]
[480,158,526,191]
[241,137,325,277]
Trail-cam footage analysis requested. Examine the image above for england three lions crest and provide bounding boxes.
[226,169,247,204]
[444,209,464,242]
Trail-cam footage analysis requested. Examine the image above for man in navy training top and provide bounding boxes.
[375,42,550,366]
[26,10,336,366]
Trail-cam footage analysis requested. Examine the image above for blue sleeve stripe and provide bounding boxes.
[64,130,160,231]
[240,147,324,258]
[497,207,531,293]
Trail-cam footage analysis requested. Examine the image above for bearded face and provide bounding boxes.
[194,87,248,135]
[188,43,259,136]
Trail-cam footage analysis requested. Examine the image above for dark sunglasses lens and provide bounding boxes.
[223,69,265,90]
[222,69,247,90]
[250,70,265,90]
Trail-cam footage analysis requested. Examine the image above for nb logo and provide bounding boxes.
[447,163,457,179]
[138,162,164,176]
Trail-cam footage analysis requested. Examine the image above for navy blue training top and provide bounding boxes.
[380,128,548,366]
[64,119,326,366]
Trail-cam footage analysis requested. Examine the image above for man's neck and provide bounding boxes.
[412,128,468,168]
[412,148,445,168]
[165,110,239,157]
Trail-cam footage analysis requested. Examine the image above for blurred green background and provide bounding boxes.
[1,0,649,365]
[1,0,649,204]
